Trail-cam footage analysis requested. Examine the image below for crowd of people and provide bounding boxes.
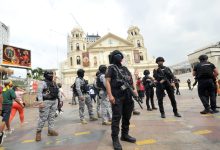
[0,50,219,150]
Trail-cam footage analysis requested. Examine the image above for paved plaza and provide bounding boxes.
[1,88,220,150]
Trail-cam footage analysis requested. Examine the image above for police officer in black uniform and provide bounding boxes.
[106,50,136,150]
[193,54,219,114]
[142,70,157,111]
[153,57,181,118]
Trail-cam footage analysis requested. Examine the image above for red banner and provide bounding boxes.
[2,45,31,68]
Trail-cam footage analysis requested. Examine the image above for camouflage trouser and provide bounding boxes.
[37,100,57,131]
[96,95,101,115]
[100,90,112,122]
[72,92,78,105]
[79,94,94,120]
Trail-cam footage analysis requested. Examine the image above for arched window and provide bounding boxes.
[137,40,141,47]
[76,56,81,65]
[76,43,80,50]
[94,56,97,66]
[70,57,73,66]
[127,54,131,64]
[71,44,73,51]
[83,44,85,50]
[139,52,143,61]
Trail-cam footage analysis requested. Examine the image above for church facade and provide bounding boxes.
[60,26,157,87]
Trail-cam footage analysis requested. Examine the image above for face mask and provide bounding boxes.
[78,72,84,78]
[46,75,53,81]
[158,64,164,67]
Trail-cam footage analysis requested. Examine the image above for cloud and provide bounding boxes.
[1,0,220,77]
[117,0,220,64]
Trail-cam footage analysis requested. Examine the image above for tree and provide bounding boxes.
[30,67,44,80]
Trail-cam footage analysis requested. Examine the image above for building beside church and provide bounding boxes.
[0,21,10,64]
[188,41,220,78]
[60,26,157,87]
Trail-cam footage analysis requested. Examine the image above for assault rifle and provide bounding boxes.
[191,79,197,91]
[157,67,173,86]
[112,65,143,109]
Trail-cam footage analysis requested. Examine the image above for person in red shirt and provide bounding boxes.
[136,77,145,103]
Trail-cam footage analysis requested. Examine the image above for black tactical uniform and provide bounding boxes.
[142,70,157,111]
[153,57,181,118]
[106,50,136,150]
[193,55,219,114]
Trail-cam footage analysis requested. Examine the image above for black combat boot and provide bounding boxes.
[174,112,181,117]
[152,106,157,110]
[200,109,210,114]
[147,108,152,111]
[112,137,122,150]
[161,113,166,118]
[121,134,136,143]
[210,109,219,114]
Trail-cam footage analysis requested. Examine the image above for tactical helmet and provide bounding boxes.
[144,70,150,75]
[44,70,54,81]
[198,54,208,62]
[77,69,85,77]
[99,65,107,73]
[109,50,124,64]
[155,57,165,63]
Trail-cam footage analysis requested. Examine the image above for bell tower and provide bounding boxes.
[67,27,87,68]
[127,26,144,48]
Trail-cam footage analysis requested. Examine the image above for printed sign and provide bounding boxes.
[2,45,31,68]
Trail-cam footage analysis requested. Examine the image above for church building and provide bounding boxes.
[60,26,157,87]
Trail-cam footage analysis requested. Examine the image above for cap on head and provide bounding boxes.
[155,57,165,63]
[99,65,107,73]
[144,70,150,75]
[198,54,208,62]
[44,70,53,77]
[77,69,85,77]
[4,80,13,86]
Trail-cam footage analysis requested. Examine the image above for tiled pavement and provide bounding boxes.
[1,88,220,150]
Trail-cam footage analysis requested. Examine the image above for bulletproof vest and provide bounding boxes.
[71,82,78,96]
[74,77,89,94]
[96,73,106,90]
[142,76,154,89]
[43,80,59,100]
[196,62,214,79]
[156,66,173,82]
[111,65,133,88]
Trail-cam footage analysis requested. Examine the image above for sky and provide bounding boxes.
[0,0,220,77]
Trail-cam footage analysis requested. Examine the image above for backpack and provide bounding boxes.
[197,62,214,79]
[71,78,79,96]
[43,81,59,100]
[96,74,106,90]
